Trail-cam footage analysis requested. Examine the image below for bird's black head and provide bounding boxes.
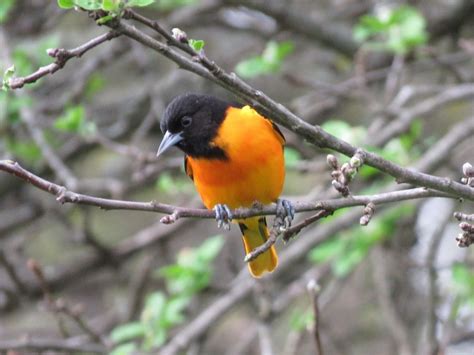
[157,93,230,159]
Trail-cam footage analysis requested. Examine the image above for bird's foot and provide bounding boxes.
[213,204,233,230]
[276,199,295,229]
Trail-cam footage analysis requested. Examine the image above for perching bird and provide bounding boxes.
[157,93,293,277]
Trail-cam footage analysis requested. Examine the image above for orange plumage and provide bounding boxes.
[157,94,286,277]
[185,106,285,277]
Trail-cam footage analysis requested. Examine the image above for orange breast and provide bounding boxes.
[187,106,285,210]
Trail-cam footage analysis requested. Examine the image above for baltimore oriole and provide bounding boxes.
[157,93,293,277]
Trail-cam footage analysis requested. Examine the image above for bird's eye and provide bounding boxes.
[181,116,192,128]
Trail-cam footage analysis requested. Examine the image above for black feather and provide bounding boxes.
[160,93,231,159]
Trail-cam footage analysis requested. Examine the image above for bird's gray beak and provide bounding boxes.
[157,131,183,157]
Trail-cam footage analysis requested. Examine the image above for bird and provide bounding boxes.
[157,93,293,277]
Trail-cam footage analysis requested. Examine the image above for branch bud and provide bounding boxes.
[172,28,188,43]
[326,154,338,170]
[462,162,474,177]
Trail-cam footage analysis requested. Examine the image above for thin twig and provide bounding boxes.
[307,280,323,355]
[9,31,120,89]
[28,259,108,347]
[0,250,30,295]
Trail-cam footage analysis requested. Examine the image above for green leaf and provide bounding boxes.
[54,106,86,133]
[158,236,223,296]
[110,322,145,343]
[127,0,155,7]
[57,0,75,9]
[262,41,294,64]
[163,296,190,326]
[353,5,428,54]
[102,0,121,11]
[142,292,167,324]
[0,0,15,23]
[74,0,102,10]
[2,65,15,92]
[235,41,294,78]
[235,57,270,78]
[96,14,116,24]
[110,343,137,355]
[189,39,205,52]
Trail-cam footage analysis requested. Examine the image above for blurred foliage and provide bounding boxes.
[450,263,474,319]
[58,0,156,23]
[153,0,196,11]
[110,235,224,354]
[309,204,414,277]
[84,73,106,99]
[236,41,294,78]
[354,5,428,54]
[289,307,314,332]
[0,0,14,23]
[284,147,302,169]
[155,172,193,194]
[322,119,422,179]
[54,105,96,136]
[5,138,41,165]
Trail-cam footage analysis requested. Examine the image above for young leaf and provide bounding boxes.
[54,106,85,133]
[189,39,205,52]
[235,41,294,78]
[74,0,102,10]
[235,57,269,78]
[110,343,137,355]
[57,0,75,9]
[2,65,15,91]
[110,322,145,343]
[127,0,155,7]
[102,0,121,11]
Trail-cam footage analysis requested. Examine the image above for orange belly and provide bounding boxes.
[186,106,285,209]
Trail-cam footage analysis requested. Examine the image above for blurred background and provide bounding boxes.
[0,0,474,354]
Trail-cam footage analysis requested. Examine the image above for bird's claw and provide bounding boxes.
[213,204,233,230]
[276,199,295,229]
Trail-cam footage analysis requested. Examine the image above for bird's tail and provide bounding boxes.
[238,217,278,278]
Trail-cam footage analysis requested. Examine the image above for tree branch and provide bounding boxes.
[0,160,455,222]
[0,337,105,354]
[8,30,120,89]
